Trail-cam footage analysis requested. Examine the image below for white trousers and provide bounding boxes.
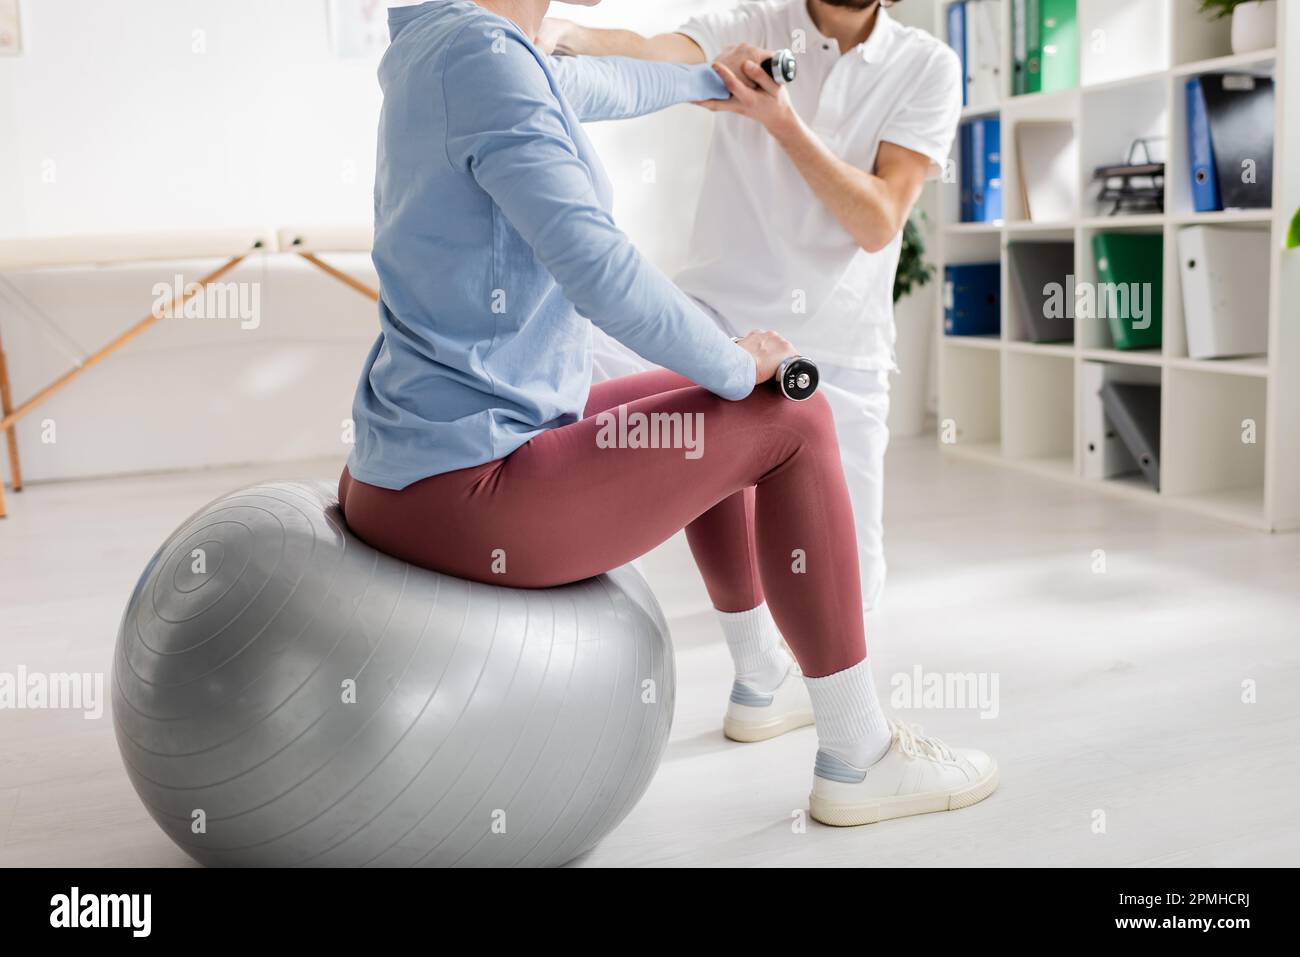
[592,327,891,611]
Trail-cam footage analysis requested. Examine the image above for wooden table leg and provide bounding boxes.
[0,255,247,437]
[298,252,380,302]
[0,255,249,519]
[0,326,19,517]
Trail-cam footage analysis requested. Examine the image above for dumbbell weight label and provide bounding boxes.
[777,356,819,402]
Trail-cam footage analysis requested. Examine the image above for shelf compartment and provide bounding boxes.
[1165,220,1272,362]
[1005,238,1075,344]
[942,120,1007,229]
[1170,0,1235,67]
[1076,222,1165,351]
[1002,350,1074,469]
[1002,113,1079,225]
[1080,0,1171,87]
[1161,366,1267,511]
[1165,56,1276,219]
[939,340,1002,451]
[1079,76,1169,220]
[1079,360,1162,487]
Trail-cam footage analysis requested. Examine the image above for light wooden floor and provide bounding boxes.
[2,439,1298,867]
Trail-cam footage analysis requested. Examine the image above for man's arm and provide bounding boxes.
[776,117,930,254]
[537,18,704,63]
[702,60,934,253]
[784,131,929,254]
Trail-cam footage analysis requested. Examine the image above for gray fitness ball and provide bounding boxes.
[113,481,675,867]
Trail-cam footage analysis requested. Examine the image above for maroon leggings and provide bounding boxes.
[338,370,864,677]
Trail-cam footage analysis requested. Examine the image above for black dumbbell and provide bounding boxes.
[733,338,820,401]
[774,354,819,401]
[761,49,797,85]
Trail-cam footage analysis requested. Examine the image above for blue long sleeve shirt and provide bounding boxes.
[347,0,755,490]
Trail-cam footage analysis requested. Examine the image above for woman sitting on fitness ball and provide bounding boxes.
[338,0,996,827]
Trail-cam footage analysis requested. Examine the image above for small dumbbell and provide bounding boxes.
[774,354,820,401]
[761,49,798,85]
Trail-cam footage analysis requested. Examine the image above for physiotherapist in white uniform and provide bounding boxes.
[541,0,963,617]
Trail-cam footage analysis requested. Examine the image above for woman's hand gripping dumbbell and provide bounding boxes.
[732,332,820,402]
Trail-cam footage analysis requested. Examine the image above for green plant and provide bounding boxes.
[1197,0,1254,20]
[894,211,935,304]
[1288,207,1300,250]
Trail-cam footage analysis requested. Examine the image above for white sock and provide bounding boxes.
[804,658,892,768]
[716,604,793,693]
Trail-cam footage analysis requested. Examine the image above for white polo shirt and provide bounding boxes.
[675,1,962,371]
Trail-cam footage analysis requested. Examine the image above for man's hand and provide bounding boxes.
[712,43,772,91]
[535,17,576,56]
[696,48,798,138]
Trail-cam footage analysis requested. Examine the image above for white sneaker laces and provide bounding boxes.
[891,719,956,762]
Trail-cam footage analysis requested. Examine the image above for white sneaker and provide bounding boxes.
[722,666,815,743]
[809,720,998,827]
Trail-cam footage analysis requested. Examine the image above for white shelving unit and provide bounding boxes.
[934,0,1300,531]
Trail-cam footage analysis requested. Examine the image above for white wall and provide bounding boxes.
[0,0,382,234]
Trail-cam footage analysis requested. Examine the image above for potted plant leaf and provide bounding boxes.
[894,212,935,305]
